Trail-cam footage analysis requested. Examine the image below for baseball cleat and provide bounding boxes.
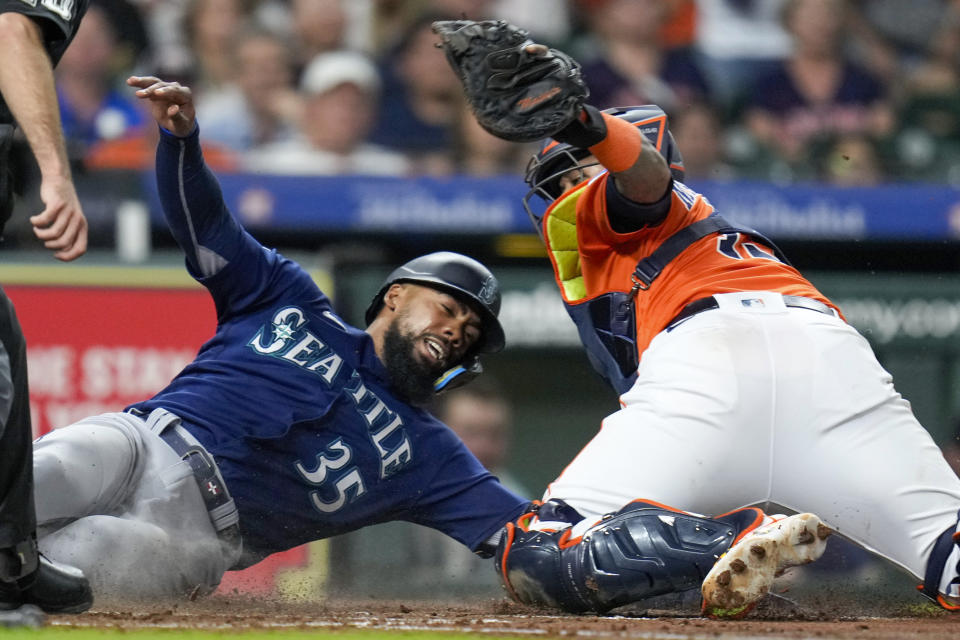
[701,512,831,619]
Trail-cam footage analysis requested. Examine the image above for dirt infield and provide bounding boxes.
[50,595,959,640]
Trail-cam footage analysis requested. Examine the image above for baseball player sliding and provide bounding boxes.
[29,75,531,600]
[434,19,960,617]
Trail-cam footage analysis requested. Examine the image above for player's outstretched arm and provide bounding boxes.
[432,19,670,204]
[0,12,87,261]
[128,75,246,278]
[127,76,196,137]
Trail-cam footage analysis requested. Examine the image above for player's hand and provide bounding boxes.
[127,76,196,137]
[30,174,88,261]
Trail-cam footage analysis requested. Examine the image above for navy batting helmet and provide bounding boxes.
[522,106,685,227]
[365,251,505,355]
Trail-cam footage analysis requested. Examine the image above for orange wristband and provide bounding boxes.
[587,113,644,173]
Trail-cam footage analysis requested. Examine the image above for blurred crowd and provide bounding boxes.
[44,0,960,185]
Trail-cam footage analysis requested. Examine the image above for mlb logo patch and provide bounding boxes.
[741,298,766,309]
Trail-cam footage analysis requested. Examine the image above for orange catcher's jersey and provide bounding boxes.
[541,174,839,391]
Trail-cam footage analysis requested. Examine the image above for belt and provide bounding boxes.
[667,294,837,331]
[136,408,242,551]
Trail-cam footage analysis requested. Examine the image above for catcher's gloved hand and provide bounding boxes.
[432,20,588,143]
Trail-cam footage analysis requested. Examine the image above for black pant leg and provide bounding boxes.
[0,287,36,552]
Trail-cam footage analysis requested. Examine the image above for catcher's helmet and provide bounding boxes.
[365,251,505,355]
[522,106,685,228]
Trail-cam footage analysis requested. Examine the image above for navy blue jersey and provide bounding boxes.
[129,126,528,565]
[0,0,90,124]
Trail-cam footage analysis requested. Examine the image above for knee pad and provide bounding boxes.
[496,500,764,613]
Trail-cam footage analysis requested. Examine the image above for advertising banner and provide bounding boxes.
[8,285,214,436]
[138,172,960,240]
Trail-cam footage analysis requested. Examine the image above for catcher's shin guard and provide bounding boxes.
[919,508,960,610]
[495,500,765,613]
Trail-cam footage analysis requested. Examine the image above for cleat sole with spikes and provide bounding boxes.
[702,513,831,619]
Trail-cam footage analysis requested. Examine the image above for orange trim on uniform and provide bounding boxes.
[499,522,520,602]
[587,114,645,173]
[714,507,766,545]
[642,115,667,150]
[953,530,960,542]
[542,139,561,155]
[498,506,542,603]
[938,594,960,611]
[549,179,839,358]
[915,583,960,611]
[557,528,581,549]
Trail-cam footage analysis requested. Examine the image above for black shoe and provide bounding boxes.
[0,555,92,614]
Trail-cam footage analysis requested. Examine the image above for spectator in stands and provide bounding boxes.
[842,3,905,98]
[98,0,152,70]
[492,0,571,44]
[54,2,147,157]
[135,0,193,80]
[669,102,735,181]
[377,0,570,45]
[453,109,535,176]
[815,133,886,186]
[368,14,463,175]
[849,0,950,77]
[659,0,696,49]
[181,0,255,102]
[195,24,299,152]
[288,0,351,70]
[743,0,894,174]
[84,123,238,173]
[892,13,960,181]
[693,0,792,109]
[244,51,410,176]
[572,0,710,113]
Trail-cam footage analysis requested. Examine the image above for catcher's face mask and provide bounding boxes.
[522,143,598,236]
[523,105,686,238]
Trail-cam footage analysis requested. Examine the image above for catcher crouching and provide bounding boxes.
[434,18,960,618]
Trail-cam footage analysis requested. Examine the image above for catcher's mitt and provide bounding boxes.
[432,20,588,143]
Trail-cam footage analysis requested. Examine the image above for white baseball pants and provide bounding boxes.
[544,291,960,582]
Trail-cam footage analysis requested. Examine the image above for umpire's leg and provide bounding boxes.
[0,287,39,580]
[0,288,93,613]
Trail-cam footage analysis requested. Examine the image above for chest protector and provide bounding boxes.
[544,189,789,395]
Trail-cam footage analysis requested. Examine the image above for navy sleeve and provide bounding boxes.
[155,125,245,269]
[155,125,318,318]
[407,441,529,551]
